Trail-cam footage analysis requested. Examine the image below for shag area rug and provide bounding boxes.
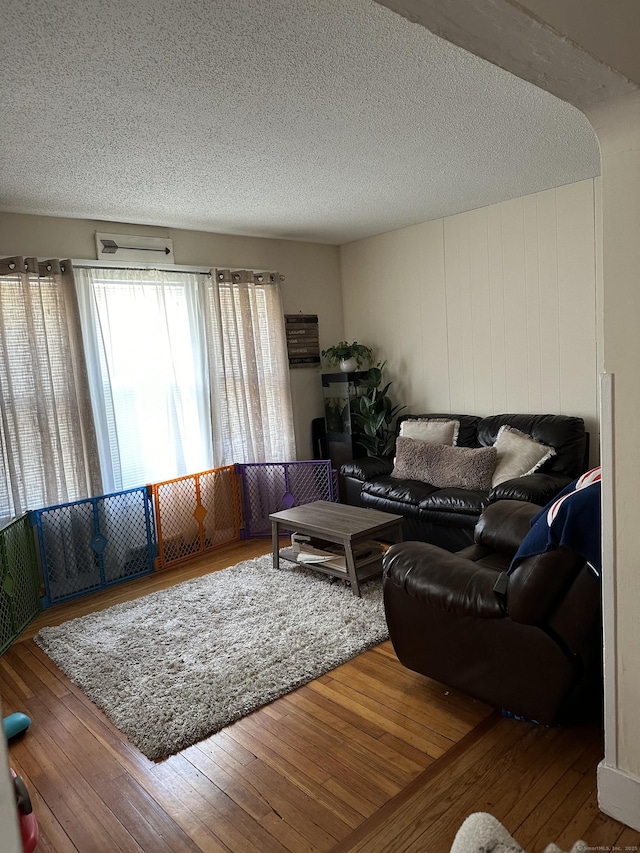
[35,554,387,760]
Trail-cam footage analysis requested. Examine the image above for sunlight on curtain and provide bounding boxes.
[0,257,101,519]
[204,269,296,466]
[74,267,212,492]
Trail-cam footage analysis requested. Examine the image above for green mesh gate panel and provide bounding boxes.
[32,487,156,607]
[236,460,338,537]
[0,513,41,655]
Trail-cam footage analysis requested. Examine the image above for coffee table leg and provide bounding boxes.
[394,521,403,544]
[271,520,280,570]
[344,546,361,597]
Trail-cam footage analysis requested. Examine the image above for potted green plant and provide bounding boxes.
[351,362,406,457]
[321,341,374,373]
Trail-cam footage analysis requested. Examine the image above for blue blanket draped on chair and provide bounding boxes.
[509,467,602,579]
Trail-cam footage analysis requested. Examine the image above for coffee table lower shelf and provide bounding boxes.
[278,545,383,585]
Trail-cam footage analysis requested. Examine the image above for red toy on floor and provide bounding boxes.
[10,769,38,853]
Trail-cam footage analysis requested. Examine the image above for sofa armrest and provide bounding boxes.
[341,456,394,482]
[383,542,505,619]
[489,472,573,505]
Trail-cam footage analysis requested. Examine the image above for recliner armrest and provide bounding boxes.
[489,472,573,505]
[383,542,505,619]
[474,500,542,556]
[341,456,393,481]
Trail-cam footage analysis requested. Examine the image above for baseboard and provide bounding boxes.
[598,760,640,831]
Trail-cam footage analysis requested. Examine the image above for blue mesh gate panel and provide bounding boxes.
[32,487,156,607]
[236,460,337,537]
[0,514,41,655]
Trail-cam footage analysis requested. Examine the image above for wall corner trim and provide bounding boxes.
[597,761,640,831]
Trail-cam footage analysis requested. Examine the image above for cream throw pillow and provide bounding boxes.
[399,418,460,445]
[491,425,556,487]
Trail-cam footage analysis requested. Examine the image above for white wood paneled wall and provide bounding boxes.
[340,179,599,454]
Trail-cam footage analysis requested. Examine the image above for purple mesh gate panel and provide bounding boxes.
[236,460,337,537]
[32,488,156,607]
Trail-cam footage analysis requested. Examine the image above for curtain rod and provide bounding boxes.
[1,257,283,281]
[74,265,213,276]
[70,259,283,280]
[71,259,212,275]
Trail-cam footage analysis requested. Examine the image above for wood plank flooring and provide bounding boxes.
[2,538,638,853]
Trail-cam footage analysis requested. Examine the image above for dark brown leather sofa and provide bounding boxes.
[341,412,588,552]
[382,500,602,725]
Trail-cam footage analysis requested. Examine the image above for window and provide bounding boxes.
[1,258,296,516]
[75,267,213,492]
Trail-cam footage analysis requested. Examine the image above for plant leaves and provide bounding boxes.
[367,366,382,385]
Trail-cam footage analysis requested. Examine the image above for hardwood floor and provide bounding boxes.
[2,538,638,852]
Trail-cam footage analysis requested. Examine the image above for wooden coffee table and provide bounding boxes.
[269,500,403,597]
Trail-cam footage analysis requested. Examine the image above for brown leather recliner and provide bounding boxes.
[382,500,603,725]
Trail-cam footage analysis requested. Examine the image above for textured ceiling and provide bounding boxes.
[0,0,600,245]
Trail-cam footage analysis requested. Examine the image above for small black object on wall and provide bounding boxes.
[311,417,328,460]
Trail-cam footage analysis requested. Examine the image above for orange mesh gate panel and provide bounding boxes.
[152,465,242,569]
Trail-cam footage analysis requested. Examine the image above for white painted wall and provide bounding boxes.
[370,0,640,826]
[340,179,599,459]
[588,91,640,823]
[0,212,342,460]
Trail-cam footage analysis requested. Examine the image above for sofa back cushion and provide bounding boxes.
[477,414,587,478]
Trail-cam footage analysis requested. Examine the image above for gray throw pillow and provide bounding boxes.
[391,438,497,491]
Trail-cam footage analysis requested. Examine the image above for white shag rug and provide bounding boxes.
[449,813,588,853]
[35,554,388,760]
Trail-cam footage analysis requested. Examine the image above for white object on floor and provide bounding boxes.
[449,813,588,853]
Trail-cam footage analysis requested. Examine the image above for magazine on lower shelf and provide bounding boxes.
[289,533,384,572]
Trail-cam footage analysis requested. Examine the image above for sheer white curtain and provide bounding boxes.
[0,257,101,519]
[74,267,212,492]
[203,269,296,466]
